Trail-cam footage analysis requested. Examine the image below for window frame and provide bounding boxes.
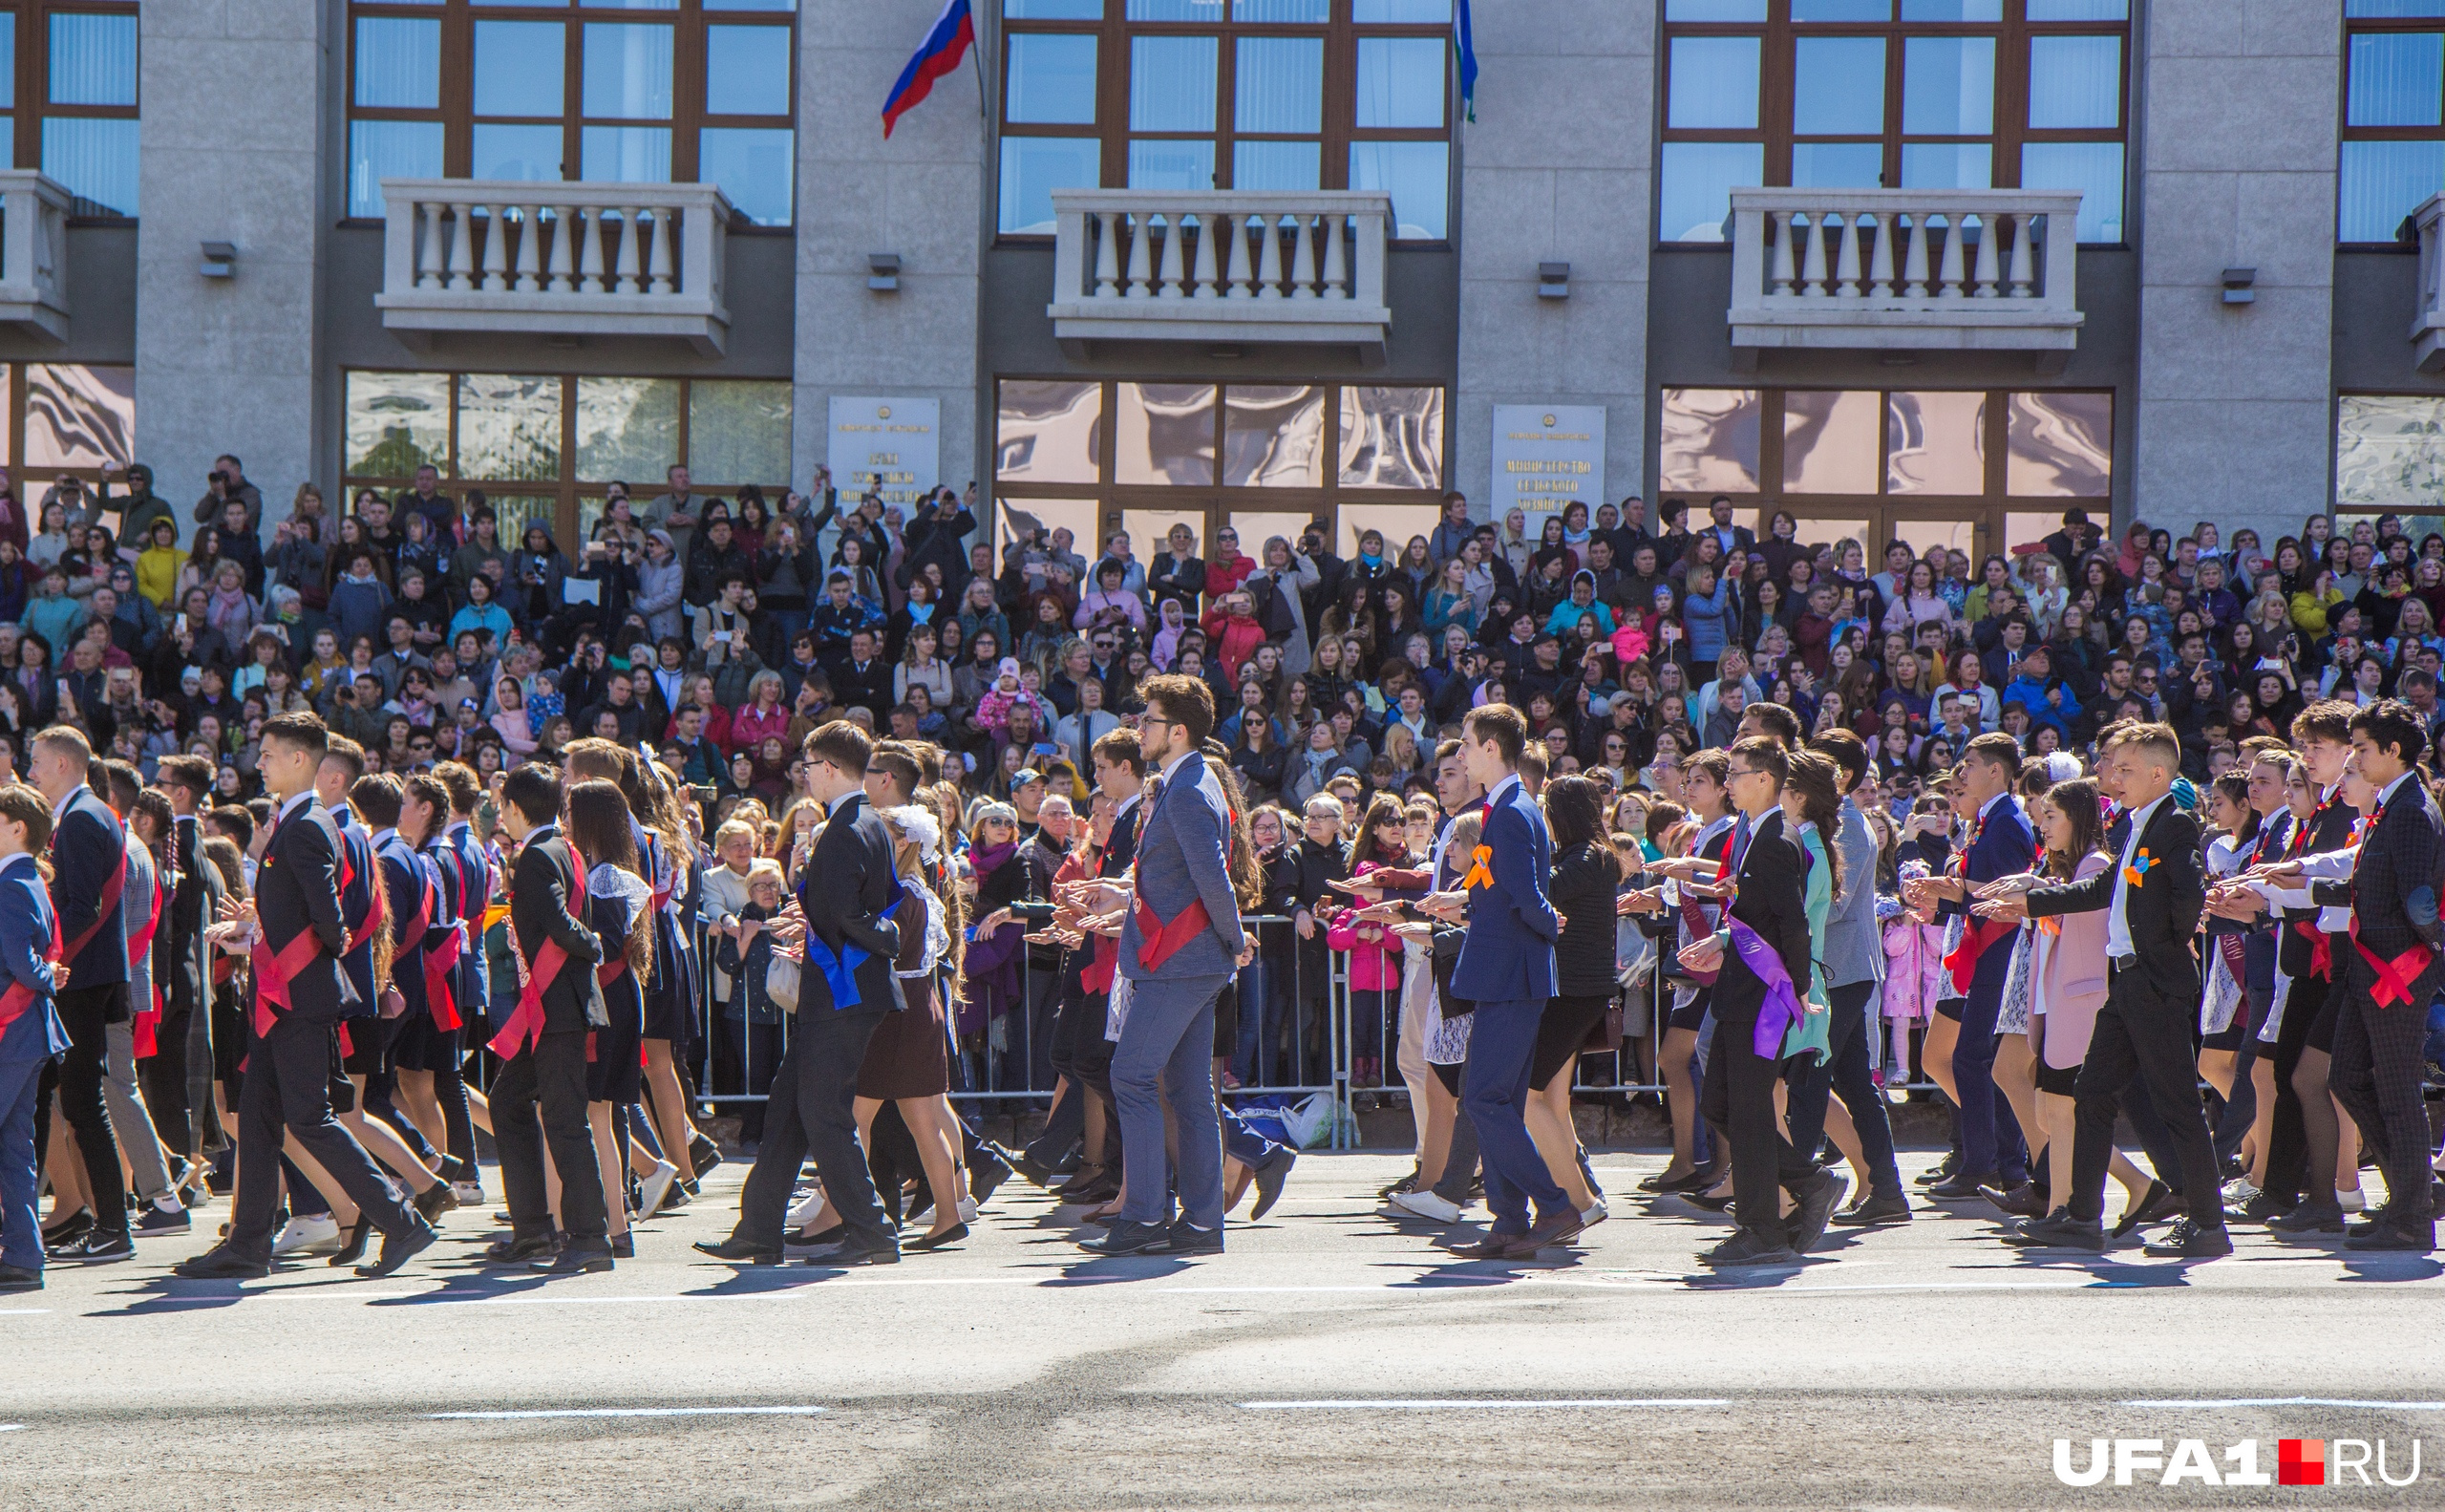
[340,366,796,551]
[343,0,796,225]
[990,373,1449,560]
[5,2,143,220]
[997,0,1456,245]
[1658,0,2130,245]
[2340,8,2445,247]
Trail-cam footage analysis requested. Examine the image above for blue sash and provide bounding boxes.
[800,879,908,1011]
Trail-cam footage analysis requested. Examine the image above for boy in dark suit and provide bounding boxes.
[0,782,68,1289]
[1982,722,2228,1258]
[486,763,612,1274]
[176,713,435,1281]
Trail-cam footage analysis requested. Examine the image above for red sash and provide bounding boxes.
[2291,919,2334,981]
[487,839,589,1058]
[1944,917,2017,993]
[0,908,62,1034]
[1132,895,1210,973]
[251,811,363,1036]
[126,872,168,1057]
[53,840,126,969]
[398,863,462,1033]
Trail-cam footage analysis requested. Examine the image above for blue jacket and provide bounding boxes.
[0,853,66,1063]
[1116,752,1247,982]
[1453,775,1559,1002]
[376,832,441,1021]
[435,820,492,1016]
[49,787,127,988]
[333,804,381,1015]
[1681,582,1731,663]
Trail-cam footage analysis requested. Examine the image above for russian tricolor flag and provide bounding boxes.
[882,0,976,139]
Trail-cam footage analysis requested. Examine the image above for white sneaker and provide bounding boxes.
[2222,1176,2261,1204]
[1580,1199,1609,1228]
[270,1213,341,1257]
[787,1187,828,1230]
[1387,1189,1464,1225]
[638,1161,679,1220]
[2338,1187,2368,1213]
[450,1181,485,1206]
[957,1196,978,1225]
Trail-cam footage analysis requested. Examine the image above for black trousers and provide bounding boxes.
[33,986,128,1241]
[230,1012,417,1260]
[1702,1000,1817,1242]
[2066,972,2224,1226]
[2329,953,2440,1231]
[138,1002,196,1160]
[1784,981,1903,1199]
[492,1028,607,1246]
[2259,968,2330,1207]
[734,1008,891,1252]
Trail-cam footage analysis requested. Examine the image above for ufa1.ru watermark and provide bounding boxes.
[2054,1438,2423,1487]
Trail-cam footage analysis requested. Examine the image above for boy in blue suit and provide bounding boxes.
[1437,705,1580,1261]
[0,781,69,1289]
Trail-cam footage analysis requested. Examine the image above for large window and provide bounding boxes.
[346,0,797,226]
[1657,384,2111,564]
[998,0,1456,240]
[343,370,792,548]
[993,375,1444,563]
[0,5,139,217]
[2340,1,2445,244]
[1658,0,2128,245]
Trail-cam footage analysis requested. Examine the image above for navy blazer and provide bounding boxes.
[1935,793,2035,994]
[48,786,126,988]
[1116,755,1245,982]
[0,853,66,1063]
[1453,775,1560,1002]
[440,820,493,1014]
[332,804,382,1014]
[376,832,440,1020]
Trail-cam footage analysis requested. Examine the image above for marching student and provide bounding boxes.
[486,762,614,1275]
[1679,735,1842,1267]
[175,713,436,1281]
[699,720,905,1267]
[1982,722,2229,1257]
[27,725,131,1263]
[0,781,68,1290]
[564,777,655,1259]
[428,760,493,1203]
[150,754,220,1208]
[391,771,473,1202]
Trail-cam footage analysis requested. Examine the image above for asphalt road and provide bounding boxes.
[5,1150,2445,1510]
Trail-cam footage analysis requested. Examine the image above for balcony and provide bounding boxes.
[2410,193,2445,372]
[1047,189,1393,361]
[1726,187,2083,369]
[0,172,70,344]
[374,180,733,355]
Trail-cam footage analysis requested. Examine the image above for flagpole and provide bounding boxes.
[971,0,989,120]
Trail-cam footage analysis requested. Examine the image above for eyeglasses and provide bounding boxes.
[1726,766,1764,781]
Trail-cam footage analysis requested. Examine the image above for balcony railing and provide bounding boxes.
[374,180,732,354]
[1047,188,1393,360]
[0,172,70,344]
[2409,193,2445,372]
[1727,188,2083,362]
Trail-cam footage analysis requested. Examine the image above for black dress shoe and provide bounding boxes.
[807,1242,901,1267]
[330,1217,374,1268]
[2227,1190,2296,1225]
[1980,1182,2047,1219]
[1924,1170,2000,1202]
[2141,1217,2233,1258]
[1011,1150,1055,1188]
[1454,1232,1522,1260]
[0,1264,38,1291]
[906,1222,968,1251]
[1380,1168,1419,1199]
[610,1234,636,1259]
[1164,1221,1224,1256]
[2347,1221,2435,1253]
[969,1146,1014,1206]
[1249,1149,1296,1221]
[1681,1186,1735,1212]
[2001,1210,2106,1251]
[1700,1228,1802,1267]
[484,1232,561,1265]
[1503,1207,1586,1259]
[1055,1163,1110,1200]
[2267,1200,2346,1235]
[1079,1220,1171,1256]
[689,1134,723,1178]
[532,1241,616,1276]
[786,1224,846,1253]
[2111,1179,2177,1239]
[413,1183,460,1225]
[173,1246,269,1280]
[356,1217,438,1277]
[53,1229,133,1263]
[1913,1156,1961,1187]
[1830,1190,1913,1226]
[692,1235,782,1265]
[1785,1167,1844,1255]
[39,1207,91,1247]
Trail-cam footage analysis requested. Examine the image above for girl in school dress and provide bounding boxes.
[567,779,656,1259]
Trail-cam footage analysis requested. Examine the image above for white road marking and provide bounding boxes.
[0,1309,47,1315]
[2123,1397,2445,1411]
[430,1406,824,1420]
[1241,1398,1731,1411]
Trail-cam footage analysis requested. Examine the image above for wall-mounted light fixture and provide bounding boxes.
[868,252,902,292]
[1538,261,1570,300]
[2222,267,2256,306]
[200,242,237,279]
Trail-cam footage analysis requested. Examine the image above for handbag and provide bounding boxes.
[768,952,800,1013]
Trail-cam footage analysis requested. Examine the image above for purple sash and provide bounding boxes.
[1728,917,1806,1060]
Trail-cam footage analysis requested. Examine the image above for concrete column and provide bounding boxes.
[794,1,985,500]
[136,0,328,529]
[1452,0,1654,525]
[2134,1,2339,548]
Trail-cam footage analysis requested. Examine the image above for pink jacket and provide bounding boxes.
[1326,906,1401,991]
[1880,917,1947,1021]
[2030,851,2113,1071]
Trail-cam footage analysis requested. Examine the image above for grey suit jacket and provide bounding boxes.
[1116,752,1246,981]
[1822,798,1883,990]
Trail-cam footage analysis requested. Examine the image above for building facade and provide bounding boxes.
[14,1,2442,561]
